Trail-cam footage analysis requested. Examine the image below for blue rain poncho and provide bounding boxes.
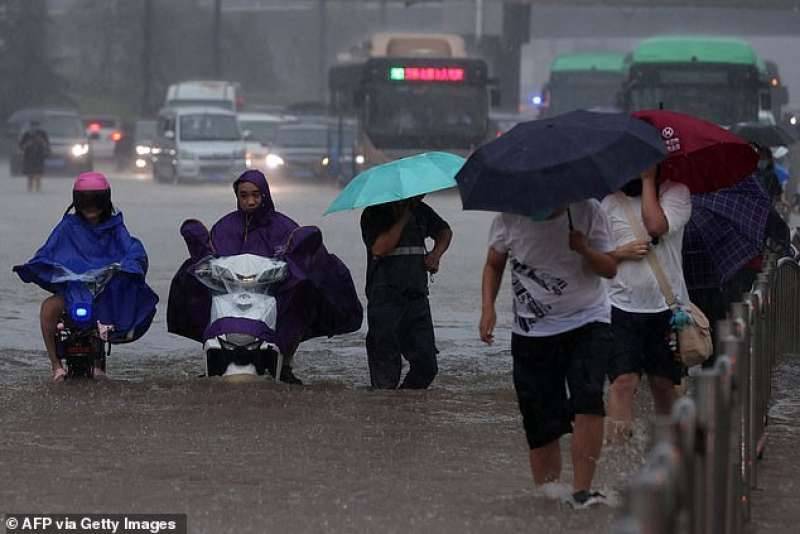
[13,211,158,343]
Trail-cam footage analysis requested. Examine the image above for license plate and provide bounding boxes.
[66,345,92,355]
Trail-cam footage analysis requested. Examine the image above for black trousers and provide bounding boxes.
[366,289,438,389]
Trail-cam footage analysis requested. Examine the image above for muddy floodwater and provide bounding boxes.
[0,163,796,533]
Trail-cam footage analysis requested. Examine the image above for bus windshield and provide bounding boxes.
[365,84,486,148]
[547,75,624,116]
[627,73,759,126]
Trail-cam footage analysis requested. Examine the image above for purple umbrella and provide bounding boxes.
[682,176,771,289]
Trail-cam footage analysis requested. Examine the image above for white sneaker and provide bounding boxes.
[569,490,611,509]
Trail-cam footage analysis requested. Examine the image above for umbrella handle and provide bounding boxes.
[567,207,574,231]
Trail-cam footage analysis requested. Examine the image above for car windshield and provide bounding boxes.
[40,116,83,138]
[240,120,281,143]
[273,127,328,148]
[179,114,241,141]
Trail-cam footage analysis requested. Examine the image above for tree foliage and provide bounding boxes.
[0,0,69,121]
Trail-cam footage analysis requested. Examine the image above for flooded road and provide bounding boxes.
[0,163,793,532]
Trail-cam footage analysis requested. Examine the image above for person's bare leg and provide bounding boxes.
[648,375,678,416]
[530,439,562,486]
[606,372,639,442]
[27,174,33,192]
[572,414,604,492]
[34,174,42,192]
[40,296,65,374]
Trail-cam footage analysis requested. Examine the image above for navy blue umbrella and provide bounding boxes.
[682,175,771,289]
[456,110,667,218]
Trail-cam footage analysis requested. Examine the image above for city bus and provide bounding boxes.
[538,53,628,118]
[620,37,773,126]
[329,33,490,174]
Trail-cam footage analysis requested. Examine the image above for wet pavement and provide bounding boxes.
[0,162,795,533]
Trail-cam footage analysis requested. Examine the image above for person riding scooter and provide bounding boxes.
[167,169,362,384]
[13,172,159,383]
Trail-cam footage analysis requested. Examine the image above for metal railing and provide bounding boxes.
[609,250,800,534]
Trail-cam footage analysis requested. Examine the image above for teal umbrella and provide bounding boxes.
[324,151,465,215]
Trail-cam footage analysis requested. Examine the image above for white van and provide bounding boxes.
[151,107,247,184]
[164,81,242,111]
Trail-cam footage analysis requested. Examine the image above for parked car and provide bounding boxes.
[82,115,123,160]
[237,112,292,171]
[151,106,247,184]
[6,108,93,176]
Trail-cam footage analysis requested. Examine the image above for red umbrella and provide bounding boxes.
[633,110,759,194]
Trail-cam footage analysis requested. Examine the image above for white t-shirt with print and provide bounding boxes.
[601,180,691,313]
[488,200,615,337]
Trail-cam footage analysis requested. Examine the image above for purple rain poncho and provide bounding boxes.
[167,170,362,355]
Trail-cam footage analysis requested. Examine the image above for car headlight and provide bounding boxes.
[71,144,89,157]
[135,158,147,168]
[355,154,366,165]
[136,145,151,155]
[321,156,330,166]
[265,154,285,169]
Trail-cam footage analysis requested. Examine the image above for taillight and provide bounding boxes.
[111,131,122,142]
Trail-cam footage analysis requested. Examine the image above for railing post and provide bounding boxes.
[695,367,723,534]
[742,293,760,491]
[728,302,752,523]
[671,397,697,534]
[714,356,739,532]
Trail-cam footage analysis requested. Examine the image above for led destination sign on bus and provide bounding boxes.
[389,67,466,82]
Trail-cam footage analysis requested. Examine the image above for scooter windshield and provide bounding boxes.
[49,263,120,296]
[194,254,288,295]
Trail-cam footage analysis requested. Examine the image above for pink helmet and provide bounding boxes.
[73,172,110,191]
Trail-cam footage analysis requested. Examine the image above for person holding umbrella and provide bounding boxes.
[463,110,668,509]
[325,152,462,389]
[601,165,691,442]
[480,201,617,508]
[361,195,452,389]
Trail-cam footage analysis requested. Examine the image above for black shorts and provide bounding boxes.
[607,307,683,385]
[511,322,611,450]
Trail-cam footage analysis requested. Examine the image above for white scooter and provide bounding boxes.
[193,254,288,382]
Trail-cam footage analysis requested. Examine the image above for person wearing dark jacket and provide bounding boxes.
[360,196,452,389]
[19,121,50,192]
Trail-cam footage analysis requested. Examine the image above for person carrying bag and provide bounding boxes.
[618,192,713,367]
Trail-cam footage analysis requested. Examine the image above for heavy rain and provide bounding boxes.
[1,1,800,533]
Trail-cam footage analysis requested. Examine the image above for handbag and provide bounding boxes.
[618,193,713,367]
